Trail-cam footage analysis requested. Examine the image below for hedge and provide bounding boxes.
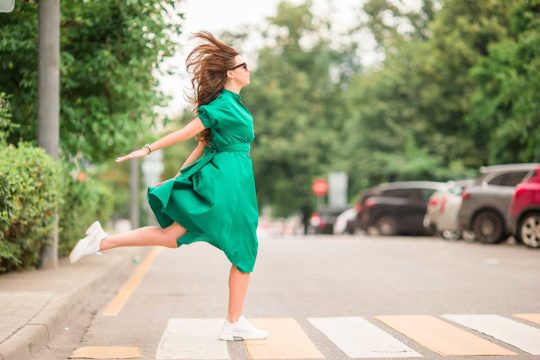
[0,142,115,272]
[0,142,63,272]
[58,174,113,258]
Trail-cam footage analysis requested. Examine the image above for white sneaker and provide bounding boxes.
[219,315,269,341]
[69,221,108,264]
[85,220,100,236]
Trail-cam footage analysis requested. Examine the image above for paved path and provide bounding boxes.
[31,234,540,359]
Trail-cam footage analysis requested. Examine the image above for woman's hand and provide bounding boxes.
[115,149,148,163]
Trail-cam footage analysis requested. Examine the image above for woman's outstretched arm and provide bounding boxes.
[149,117,206,153]
[115,117,206,163]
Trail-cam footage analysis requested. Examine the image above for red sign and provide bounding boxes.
[312,178,328,197]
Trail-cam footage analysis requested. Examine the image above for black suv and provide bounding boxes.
[358,181,447,236]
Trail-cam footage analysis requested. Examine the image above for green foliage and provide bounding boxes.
[0,92,18,144]
[362,0,439,47]
[241,1,359,216]
[0,0,183,163]
[58,174,114,257]
[0,142,63,273]
[343,0,521,199]
[0,142,117,272]
[467,0,540,163]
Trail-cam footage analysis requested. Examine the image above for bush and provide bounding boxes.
[0,92,19,145]
[0,142,63,272]
[58,174,114,257]
[0,142,116,272]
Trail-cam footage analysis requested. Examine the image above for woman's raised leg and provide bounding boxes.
[99,222,187,251]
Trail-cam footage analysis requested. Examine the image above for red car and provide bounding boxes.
[510,165,540,248]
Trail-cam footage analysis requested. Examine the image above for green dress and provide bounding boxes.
[147,88,259,273]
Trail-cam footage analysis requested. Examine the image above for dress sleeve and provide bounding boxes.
[197,105,215,129]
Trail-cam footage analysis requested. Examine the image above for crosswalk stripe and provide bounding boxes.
[443,314,540,355]
[70,346,142,359]
[307,316,421,358]
[155,318,229,360]
[244,318,324,359]
[376,315,516,356]
[513,313,540,326]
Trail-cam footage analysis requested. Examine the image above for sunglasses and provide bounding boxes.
[228,62,248,71]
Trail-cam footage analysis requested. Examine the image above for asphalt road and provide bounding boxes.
[34,233,540,360]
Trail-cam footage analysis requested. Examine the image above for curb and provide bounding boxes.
[0,247,148,360]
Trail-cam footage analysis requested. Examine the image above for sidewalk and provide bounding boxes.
[0,244,148,360]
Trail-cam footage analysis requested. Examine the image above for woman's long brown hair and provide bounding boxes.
[186,31,239,145]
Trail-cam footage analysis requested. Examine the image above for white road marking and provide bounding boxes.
[307,316,422,358]
[155,318,230,360]
[443,314,540,355]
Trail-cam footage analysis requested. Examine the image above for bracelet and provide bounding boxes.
[143,144,152,155]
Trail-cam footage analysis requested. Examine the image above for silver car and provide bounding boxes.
[457,163,538,244]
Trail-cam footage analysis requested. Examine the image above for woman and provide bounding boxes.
[68,31,268,341]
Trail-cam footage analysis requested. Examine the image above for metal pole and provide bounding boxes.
[38,0,60,269]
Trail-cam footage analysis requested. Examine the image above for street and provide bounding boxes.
[34,233,540,359]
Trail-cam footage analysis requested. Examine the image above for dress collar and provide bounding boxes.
[222,88,241,100]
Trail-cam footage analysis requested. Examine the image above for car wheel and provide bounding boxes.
[518,212,540,249]
[375,215,398,236]
[441,230,461,240]
[473,211,506,244]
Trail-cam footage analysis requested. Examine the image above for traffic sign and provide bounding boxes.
[312,178,328,197]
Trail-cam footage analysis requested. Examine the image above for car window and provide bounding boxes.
[422,188,437,201]
[380,189,407,198]
[449,185,465,195]
[381,188,423,200]
[488,171,529,186]
[522,169,536,182]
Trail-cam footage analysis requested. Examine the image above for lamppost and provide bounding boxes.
[37,0,60,269]
[141,150,164,226]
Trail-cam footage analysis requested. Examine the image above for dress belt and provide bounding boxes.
[178,143,251,179]
[203,143,251,155]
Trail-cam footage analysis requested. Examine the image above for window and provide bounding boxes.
[422,188,437,201]
[449,185,465,196]
[487,171,529,187]
[382,188,423,200]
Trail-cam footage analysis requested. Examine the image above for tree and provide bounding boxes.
[467,0,540,163]
[343,0,517,194]
[0,0,183,164]
[242,1,359,216]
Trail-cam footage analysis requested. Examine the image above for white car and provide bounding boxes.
[333,207,357,235]
[424,179,474,239]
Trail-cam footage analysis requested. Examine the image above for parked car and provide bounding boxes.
[352,188,376,233]
[358,181,447,236]
[457,163,539,244]
[333,207,357,235]
[510,165,540,248]
[308,205,351,234]
[423,179,475,240]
